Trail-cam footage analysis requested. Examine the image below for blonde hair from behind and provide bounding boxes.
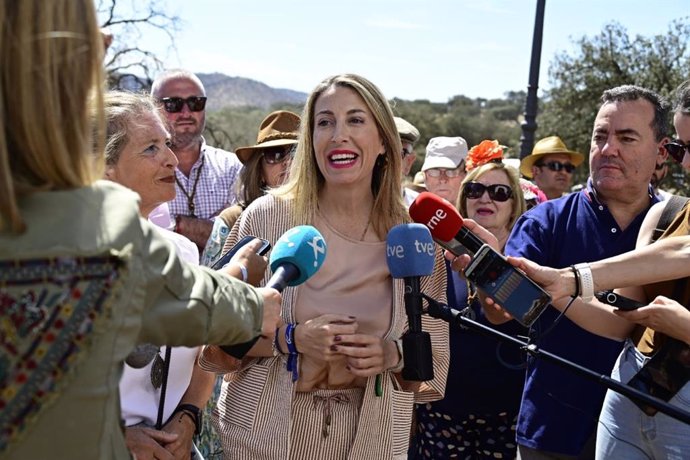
[272,74,407,238]
[457,162,526,232]
[0,0,105,233]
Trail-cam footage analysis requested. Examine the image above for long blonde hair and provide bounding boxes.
[0,0,105,233]
[272,74,407,237]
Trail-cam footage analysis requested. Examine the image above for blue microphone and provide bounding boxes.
[386,223,436,381]
[221,226,327,359]
[268,225,327,291]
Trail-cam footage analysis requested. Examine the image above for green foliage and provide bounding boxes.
[539,19,690,192]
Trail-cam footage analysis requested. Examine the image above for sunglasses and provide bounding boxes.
[425,167,464,178]
[402,147,414,157]
[159,96,207,113]
[664,140,690,163]
[535,160,575,173]
[262,146,293,165]
[463,182,513,202]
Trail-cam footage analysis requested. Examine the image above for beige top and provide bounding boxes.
[0,181,264,460]
[296,213,392,391]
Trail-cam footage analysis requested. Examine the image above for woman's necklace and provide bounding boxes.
[174,155,205,217]
[319,206,372,241]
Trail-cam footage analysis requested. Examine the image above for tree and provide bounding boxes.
[98,0,180,90]
[538,19,690,191]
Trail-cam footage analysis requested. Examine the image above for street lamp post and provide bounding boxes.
[519,0,546,159]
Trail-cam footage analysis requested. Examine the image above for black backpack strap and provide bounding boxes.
[651,195,690,243]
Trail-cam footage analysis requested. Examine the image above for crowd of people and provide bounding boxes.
[1,1,689,459]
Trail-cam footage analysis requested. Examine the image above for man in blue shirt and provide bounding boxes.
[482,85,669,459]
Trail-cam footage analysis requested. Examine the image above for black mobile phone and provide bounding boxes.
[211,235,271,270]
[463,244,551,327]
[595,290,646,311]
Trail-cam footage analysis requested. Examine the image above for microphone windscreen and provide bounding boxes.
[386,223,435,278]
[409,192,464,242]
[269,225,327,286]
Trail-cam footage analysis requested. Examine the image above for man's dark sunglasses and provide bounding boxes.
[159,96,207,113]
[262,146,293,165]
[536,161,575,173]
[463,182,513,202]
[664,140,690,163]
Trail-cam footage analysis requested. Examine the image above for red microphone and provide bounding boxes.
[409,192,484,255]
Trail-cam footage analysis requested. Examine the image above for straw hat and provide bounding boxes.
[235,110,300,163]
[520,136,584,178]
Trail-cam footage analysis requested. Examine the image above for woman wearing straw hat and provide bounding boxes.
[201,110,300,267]
[519,136,584,200]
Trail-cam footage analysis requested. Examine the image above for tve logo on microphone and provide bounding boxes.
[386,224,435,278]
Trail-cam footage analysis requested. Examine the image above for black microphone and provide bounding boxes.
[386,223,436,381]
[409,191,483,255]
[221,226,327,358]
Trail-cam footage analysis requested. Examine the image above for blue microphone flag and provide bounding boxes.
[269,225,327,286]
[386,223,435,279]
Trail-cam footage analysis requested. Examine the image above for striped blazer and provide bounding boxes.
[201,194,449,459]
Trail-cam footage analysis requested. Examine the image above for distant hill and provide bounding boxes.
[197,72,308,111]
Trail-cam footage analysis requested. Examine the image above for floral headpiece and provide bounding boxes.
[466,139,506,171]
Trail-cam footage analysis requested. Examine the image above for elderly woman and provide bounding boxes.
[411,143,527,459]
[103,91,268,460]
[201,74,449,459]
[0,2,280,459]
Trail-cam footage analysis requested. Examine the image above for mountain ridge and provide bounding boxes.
[197,72,307,111]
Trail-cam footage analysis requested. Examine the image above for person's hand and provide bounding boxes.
[614,296,690,344]
[294,314,358,361]
[124,426,177,460]
[445,218,500,273]
[507,256,575,301]
[334,334,398,377]
[256,287,282,338]
[228,238,269,286]
[161,413,196,460]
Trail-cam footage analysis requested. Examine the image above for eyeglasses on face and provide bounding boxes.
[159,96,207,113]
[536,161,575,173]
[261,146,293,165]
[463,182,513,202]
[425,167,463,178]
[402,147,414,157]
[664,140,690,163]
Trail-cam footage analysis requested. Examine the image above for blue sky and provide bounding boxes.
[121,0,689,102]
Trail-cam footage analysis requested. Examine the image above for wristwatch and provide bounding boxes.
[174,403,202,435]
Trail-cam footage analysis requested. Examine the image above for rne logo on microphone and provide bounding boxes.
[426,208,447,230]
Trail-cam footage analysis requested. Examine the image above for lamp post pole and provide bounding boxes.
[519,0,546,159]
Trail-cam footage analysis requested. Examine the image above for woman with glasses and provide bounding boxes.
[201,111,300,267]
[410,140,527,459]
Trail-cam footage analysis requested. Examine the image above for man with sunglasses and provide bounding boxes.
[421,136,468,204]
[475,86,670,460]
[151,70,243,252]
[519,136,584,200]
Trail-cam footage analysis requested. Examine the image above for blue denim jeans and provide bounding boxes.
[596,339,690,459]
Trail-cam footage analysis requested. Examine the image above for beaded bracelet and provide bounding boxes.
[273,327,285,355]
[285,323,299,382]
